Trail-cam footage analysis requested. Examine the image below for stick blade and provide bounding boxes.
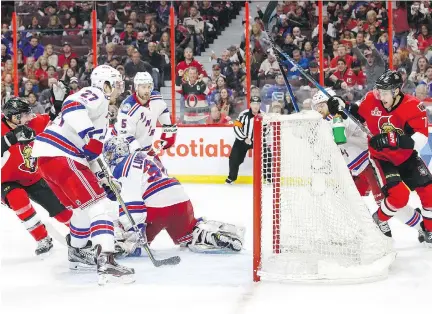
[154,255,181,267]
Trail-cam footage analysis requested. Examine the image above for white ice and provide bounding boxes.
[1,184,431,314]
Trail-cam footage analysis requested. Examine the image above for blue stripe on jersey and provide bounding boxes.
[61,101,86,116]
[161,108,169,114]
[128,103,141,117]
[112,155,129,180]
[78,126,96,139]
[348,150,369,171]
[125,136,135,144]
[143,178,180,201]
[36,129,85,157]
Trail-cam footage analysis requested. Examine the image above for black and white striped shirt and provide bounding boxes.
[233,108,260,141]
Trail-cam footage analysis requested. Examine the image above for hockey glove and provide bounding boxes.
[83,138,104,161]
[4,125,36,146]
[327,96,347,119]
[95,171,122,201]
[369,132,400,151]
[160,124,177,149]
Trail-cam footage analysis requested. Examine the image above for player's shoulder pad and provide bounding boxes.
[150,90,163,101]
[403,94,427,118]
[120,94,136,113]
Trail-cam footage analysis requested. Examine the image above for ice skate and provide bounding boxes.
[372,212,392,238]
[66,234,97,271]
[418,222,425,243]
[35,236,53,257]
[423,227,432,248]
[95,244,135,285]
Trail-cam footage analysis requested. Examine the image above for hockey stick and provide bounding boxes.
[271,45,373,137]
[96,157,181,267]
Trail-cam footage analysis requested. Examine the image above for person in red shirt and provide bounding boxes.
[176,47,208,83]
[418,24,432,54]
[330,59,357,88]
[330,44,353,69]
[327,70,432,245]
[35,56,49,82]
[1,96,73,256]
[57,42,78,68]
[206,106,230,125]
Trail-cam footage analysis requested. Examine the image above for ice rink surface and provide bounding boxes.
[1,184,431,314]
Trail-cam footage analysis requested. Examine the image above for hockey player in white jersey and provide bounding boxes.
[113,72,177,153]
[103,136,245,257]
[312,88,426,242]
[32,65,135,285]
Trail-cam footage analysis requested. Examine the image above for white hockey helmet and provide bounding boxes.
[311,88,336,110]
[91,65,124,96]
[134,72,153,93]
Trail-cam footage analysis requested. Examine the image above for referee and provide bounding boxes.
[226,96,266,184]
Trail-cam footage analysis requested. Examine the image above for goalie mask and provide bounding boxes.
[103,136,130,167]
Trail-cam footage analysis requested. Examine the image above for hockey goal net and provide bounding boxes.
[253,111,395,283]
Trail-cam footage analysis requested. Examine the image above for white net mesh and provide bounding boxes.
[256,111,395,283]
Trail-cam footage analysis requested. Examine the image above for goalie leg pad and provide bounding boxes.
[187,219,245,254]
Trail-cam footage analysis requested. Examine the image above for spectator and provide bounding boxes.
[227,61,245,93]
[175,66,210,124]
[329,59,357,89]
[352,40,385,90]
[1,44,11,64]
[312,16,337,39]
[354,31,368,50]
[409,56,430,84]
[176,47,207,82]
[374,33,390,58]
[330,44,354,69]
[19,80,38,97]
[393,2,410,48]
[2,59,13,80]
[69,76,80,93]
[69,58,80,73]
[183,6,205,55]
[281,33,299,57]
[285,49,309,79]
[99,42,116,65]
[38,78,57,108]
[421,65,432,96]
[120,22,137,46]
[63,16,82,36]
[79,60,93,85]
[142,41,165,89]
[157,32,171,57]
[259,53,281,79]
[26,16,42,37]
[27,92,45,114]
[302,41,314,60]
[146,24,161,43]
[216,87,235,117]
[156,1,170,26]
[58,42,78,68]
[61,68,76,85]
[206,106,230,125]
[99,22,120,45]
[23,37,44,60]
[418,24,432,54]
[398,67,417,95]
[23,57,38,85]
[249,23,271,55]
[415,84,430,101]
[46,65,58,80]
[127,11,146,31]
[132,32,148,57]
[43,44,58,68]
[264,74,291,112]
[210,63,224,83]
[124,51,153,79]
[105,10,122,29]
[208,76,232,105]
[44,15,64,36]
[292,27,307,50]
[35,56,50,82]
[108,55,122,70]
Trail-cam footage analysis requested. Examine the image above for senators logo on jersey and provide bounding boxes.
[18,145,37,173]
[378,116,404,135]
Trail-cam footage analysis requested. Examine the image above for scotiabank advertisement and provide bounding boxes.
[154,127,253,183]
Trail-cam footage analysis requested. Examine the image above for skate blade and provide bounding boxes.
[69,261,97,272]
[37,249,53,260]
[424,242,432,249]
[97,273,135,286]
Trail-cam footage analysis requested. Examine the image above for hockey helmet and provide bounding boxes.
[374,70,403,91]
[103,136,130,167]
[311,88,336,110]
[134,72,154,93]
[91,65,124,96]
[2,97,33,121]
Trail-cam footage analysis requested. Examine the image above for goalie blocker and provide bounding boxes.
[103,137,245,256]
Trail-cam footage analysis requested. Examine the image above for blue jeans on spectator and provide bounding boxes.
[151,68,160,91]
[394,32,408,49]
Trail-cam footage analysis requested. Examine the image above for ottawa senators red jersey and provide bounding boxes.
[333,68,357,87]
[1,114,51,186]
[358,92,428,165]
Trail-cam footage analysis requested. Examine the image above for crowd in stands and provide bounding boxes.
[1,1,432,125]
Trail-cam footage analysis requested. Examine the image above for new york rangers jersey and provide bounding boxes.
[325,115,369,176]
[113,91,171,152]
[112,151,189,221]
[32,87,109,166]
